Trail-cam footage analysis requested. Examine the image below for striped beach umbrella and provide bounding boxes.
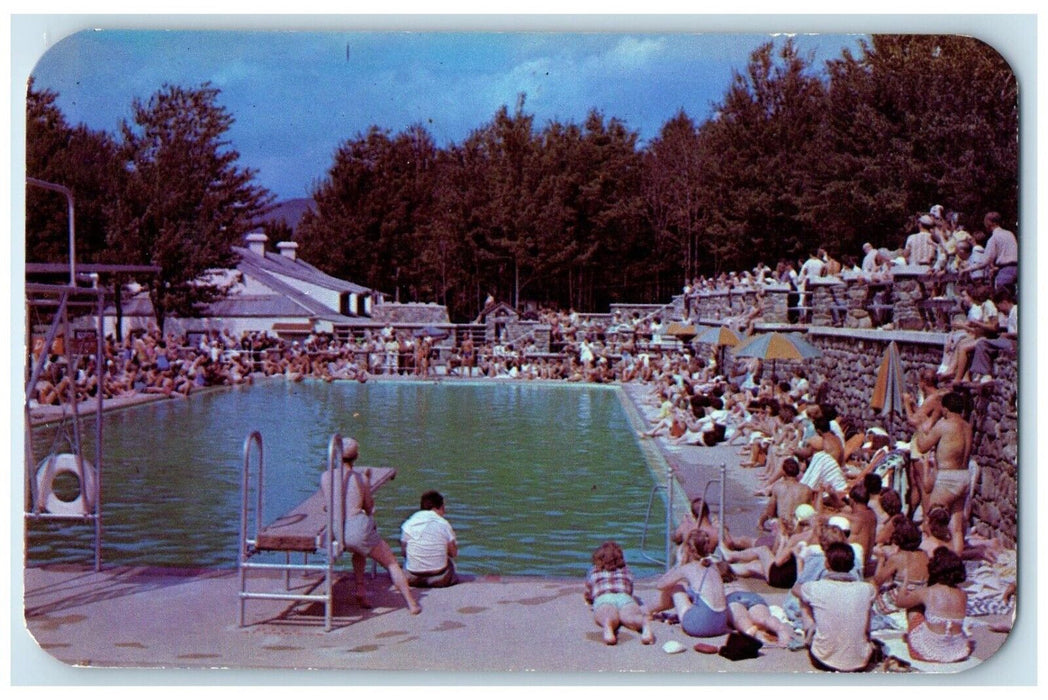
[695,326,742,373]
[731,331,821,361]
[695,325,743,347]
[665,322,698,340]
[871,340,905,441]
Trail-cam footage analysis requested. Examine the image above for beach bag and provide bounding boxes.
[717,631,763,661]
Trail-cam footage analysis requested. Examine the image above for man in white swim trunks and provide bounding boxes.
[400,490,459,588]
[912,391,974,555]
[320,438,420,614]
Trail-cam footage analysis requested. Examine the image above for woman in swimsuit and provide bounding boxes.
[723,503,816,589]
[920,506,957,557]
[895,546,973,663]
[650,530,730,638]
[584,541,655,646]
[872,516,930,620]
[725,587,798,647]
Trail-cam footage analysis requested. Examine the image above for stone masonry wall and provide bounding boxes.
[803,328,1018,546]
[693,286,789,324]
[369,302,450,325]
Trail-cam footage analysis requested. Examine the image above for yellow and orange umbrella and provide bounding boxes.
[731,331,821,361]
[695,325,743,347]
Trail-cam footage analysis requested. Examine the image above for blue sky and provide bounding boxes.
[28,29,865,201]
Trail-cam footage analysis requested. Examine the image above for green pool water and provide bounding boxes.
[26,380,669,577]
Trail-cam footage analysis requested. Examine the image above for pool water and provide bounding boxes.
[26,380,668,577]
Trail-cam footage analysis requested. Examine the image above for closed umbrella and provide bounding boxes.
[871,340,905,442]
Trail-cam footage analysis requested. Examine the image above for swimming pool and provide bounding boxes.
[26,380,669,577]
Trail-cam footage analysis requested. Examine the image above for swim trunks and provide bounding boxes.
[406,559,457,588]
[933,469,971,509]
[726,590,768,610]
[341,511,382,556]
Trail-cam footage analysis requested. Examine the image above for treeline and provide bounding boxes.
[27,36,1017,325]
[296,36,1017,321]
[27,81,273,331]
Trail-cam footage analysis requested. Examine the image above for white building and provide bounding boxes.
[104,231,386,339]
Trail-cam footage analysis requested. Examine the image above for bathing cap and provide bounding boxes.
[341,437,359,462]
[827,515,851,533]
[794,504,816,523]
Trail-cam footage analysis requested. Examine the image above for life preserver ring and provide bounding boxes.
[35,453,96,516]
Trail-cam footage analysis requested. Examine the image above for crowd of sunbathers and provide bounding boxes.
[29,203,1018,407]
[25,305,792,407]
[585,355,1015,671]
[28,317,673,406]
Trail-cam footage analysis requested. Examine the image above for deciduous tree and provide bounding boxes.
[108,82,273,332]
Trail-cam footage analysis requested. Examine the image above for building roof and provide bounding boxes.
[102,242,384,327]
[232,245,380,297]
[474,300,519,324]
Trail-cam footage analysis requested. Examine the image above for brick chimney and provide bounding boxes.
[277,241,299,261]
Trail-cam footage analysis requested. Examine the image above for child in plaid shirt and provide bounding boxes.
[585,541,655,646]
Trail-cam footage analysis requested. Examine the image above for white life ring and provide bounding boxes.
[35,453,97,516]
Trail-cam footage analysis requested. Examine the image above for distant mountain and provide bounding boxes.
[256,198,315,232]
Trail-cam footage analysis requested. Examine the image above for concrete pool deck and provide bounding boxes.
[19,377,1018,681]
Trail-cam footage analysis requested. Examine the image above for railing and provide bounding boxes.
[237,432,345,632]
[636,299,681,326]
[638,471,675,570]
[25,282,106,572]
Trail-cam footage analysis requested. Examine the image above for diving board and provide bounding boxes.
[237,432,397,631]
[254,466,397,552]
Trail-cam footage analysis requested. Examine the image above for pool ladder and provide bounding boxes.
[639,463,727,571]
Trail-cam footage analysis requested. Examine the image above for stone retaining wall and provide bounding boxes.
[692,286,790,324]
[369,302,450,325]
[801,327,1018,546]
[609,303,672,322]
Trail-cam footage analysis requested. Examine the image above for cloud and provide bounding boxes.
[27,30,864,200]
[606,36,665,69]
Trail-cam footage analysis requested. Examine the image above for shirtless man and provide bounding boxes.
[912,391,974,555]
[460,336,475,377]
[320,438,420,614]
[844,484,879,578]
[758,457,812,532]
[795,416,847,496]
[904,369,946,434]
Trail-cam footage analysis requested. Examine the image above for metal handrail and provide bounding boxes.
[638,471,675,570]
[237,430,263,628]
[24,282,107,571]
[238,431,345,631]
[702,464,727,559]
[324,433,344,632]
[636,299,680,326]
